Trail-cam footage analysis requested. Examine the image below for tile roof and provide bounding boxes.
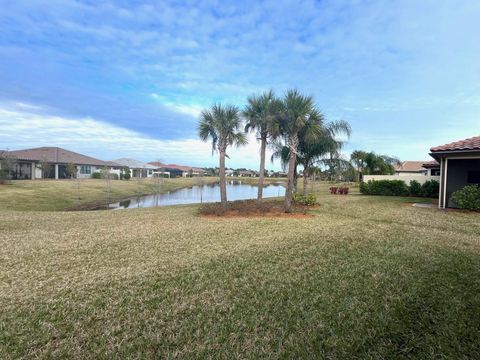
[430,135,480,152]
[394,161,430,172]
[148,162,204,172]
[111,158,156,169]
[422,160,440,168]
[7,147,109,166]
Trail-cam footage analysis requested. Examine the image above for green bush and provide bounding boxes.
[420,180,439,198]
[91,172,102,179]
[360,180,409,196]
[360,179,439,198]
[120,167,131,180]
[409,180,422,196]
[293,193,317,206]
[451,185,480,211]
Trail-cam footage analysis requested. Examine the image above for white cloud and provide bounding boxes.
[0,102,280,170]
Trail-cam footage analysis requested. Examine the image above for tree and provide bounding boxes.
[298,120,351,194]
[121,166,131,180]
[243,90,281,200]
[350,150,368,182]
[276,90,322,212]
[66,163,77,179]
[0,150,16,184]
[198,103,247,206]
[39,157,52,179]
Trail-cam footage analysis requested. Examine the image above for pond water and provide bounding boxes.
[106,181,285,210]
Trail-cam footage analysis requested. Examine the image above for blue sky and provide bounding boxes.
[1,0,479,169]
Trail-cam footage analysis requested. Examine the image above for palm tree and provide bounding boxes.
[198,104,247,206]
[350,150,368,182]
[277,89,322,212]
[298,120,351,194]
[243,90,281,200]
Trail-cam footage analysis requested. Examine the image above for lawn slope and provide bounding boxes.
[1,184,479,358]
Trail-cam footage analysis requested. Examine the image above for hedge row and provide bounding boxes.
[360,179,439,198]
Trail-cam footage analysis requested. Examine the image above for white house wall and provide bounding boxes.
[363,175,440,185]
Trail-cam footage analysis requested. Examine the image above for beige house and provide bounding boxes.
[2,147,121,179]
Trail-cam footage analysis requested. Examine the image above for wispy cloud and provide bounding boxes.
[1,0,480,164]
[0,102,278,169]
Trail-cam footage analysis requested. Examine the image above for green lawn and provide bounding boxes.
[1,181,479,358]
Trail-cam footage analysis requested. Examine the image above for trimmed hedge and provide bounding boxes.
[451,185,480,211]
[360,179,439,198]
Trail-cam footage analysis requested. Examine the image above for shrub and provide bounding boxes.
[293,193,317,206]
[360,180,409,196]
[409,180,422,196]
[91,172,102,179]
[121,167,131,180]
[420,180,439,198]
[451,185,480,211]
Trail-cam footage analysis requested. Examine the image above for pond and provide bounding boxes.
[106,181,285,210]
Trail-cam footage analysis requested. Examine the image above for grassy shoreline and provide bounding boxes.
[0,177,286,212]
[1,182,479,358]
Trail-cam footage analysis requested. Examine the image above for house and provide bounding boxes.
[421,161,441,176]
[394,161,430,176]
[429,135,480,209]
[2,147,120,179]
[111,158,157,178]
[238,170,255,177]
[363,160,441,185]
[148,162,206,178]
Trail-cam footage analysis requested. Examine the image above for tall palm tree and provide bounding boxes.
[198,104,247,206]
[243,90,281,200]
[298,120,351,194]
[278,89,322,212]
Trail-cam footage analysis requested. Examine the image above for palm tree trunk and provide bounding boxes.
[285,134,298,213]
[257,135,267,200]
[303,165,308,196]
[219,148,227,206]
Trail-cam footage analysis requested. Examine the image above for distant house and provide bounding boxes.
[148,162,206,178]
[111,158,157,178]
[238,170,255,177]
[430,135,480,209]
[394,161,429,176]
[2,147,120,179]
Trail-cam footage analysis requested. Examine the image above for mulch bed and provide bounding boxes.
[199,199,316,218]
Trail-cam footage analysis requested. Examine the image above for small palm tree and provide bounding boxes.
[198,104,247,206]
[299,119,351,194]
[278,89,322,212]
[243,90,281,200]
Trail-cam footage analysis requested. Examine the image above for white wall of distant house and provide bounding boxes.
[363,175,440,185]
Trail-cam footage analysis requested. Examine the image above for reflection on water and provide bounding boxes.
[107,182,285,210]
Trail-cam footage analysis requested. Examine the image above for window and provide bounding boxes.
[431,169,440,176]
[468,171,480,184]
[80,165,91,174]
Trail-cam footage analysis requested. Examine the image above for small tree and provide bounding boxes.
[39,157,52,179]
[101,166,112,204]
[66,163,77,179]
[121,166,131,180]
[0,150,16,184]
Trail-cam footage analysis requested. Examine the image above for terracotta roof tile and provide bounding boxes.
[394,161,429,172]
[431,136,480,152]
